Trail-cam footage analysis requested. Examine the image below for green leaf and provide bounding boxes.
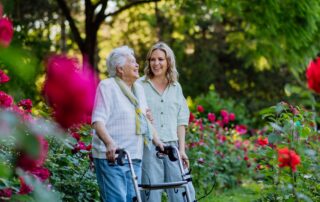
[268,133,282,144]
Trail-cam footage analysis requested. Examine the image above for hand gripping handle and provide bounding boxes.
[155,145,178,161]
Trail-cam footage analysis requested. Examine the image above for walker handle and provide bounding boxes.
[115,148,126,166]
[155,145,178,161]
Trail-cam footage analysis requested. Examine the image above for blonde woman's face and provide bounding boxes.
[149,49,168,78]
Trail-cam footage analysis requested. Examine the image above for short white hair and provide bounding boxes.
[106,46,134,77]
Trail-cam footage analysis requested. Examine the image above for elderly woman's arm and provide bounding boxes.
[93,121,117,162]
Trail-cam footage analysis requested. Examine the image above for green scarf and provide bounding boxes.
[114,77,153,147]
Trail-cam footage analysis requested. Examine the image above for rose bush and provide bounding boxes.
[186,106,255,195]
[251,102,320,201]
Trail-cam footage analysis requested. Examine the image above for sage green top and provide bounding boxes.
[138,76,189,142]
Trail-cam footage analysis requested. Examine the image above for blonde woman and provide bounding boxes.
[139,42,195,202]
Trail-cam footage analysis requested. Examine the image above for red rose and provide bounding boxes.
[207,112,216,123]
[0,69,9,83]
[18,177,33,195]
[189,112,195,123]
[306,57,320,94]
[30,167,50,182]
[257,136,268,146]
[71,132,81,141]
[277,147,301,172]
[86,144,92,151]
[197,105,204,113]
[0,91,13,108]
[0,18,13,47]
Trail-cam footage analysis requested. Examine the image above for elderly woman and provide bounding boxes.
[139,42,196,202]
[91,45,163,202]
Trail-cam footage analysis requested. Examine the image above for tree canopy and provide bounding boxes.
[7,0,320,113]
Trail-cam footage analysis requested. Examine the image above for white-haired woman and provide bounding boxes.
[91,45,163,202]
[139,42,196,202]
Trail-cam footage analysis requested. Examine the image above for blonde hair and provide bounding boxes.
[144,42,178,84]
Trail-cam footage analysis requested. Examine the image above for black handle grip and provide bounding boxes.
[155,145,178,161]
[115,149,126,166]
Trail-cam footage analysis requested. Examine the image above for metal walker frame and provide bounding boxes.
[116,145,194,202]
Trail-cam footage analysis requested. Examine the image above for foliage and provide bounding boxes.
[186,106,254,196]
[252,102,320,201]
[0,109,63,201]
[191,89,251,125]
[203,181,263,202]
[46,125,100,202]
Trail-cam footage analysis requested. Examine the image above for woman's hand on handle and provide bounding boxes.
[106,141,117,162]
[179,150,189,169]
[152,136,164,152]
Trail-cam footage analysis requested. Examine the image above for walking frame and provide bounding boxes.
[115,145,195,202]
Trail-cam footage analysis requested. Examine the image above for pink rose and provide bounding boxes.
[235,124,248,135]
[0,91,13,108]
[0,188,12,198]
[220,109,228,118]
[0,3,3,17]
[18,99,33,113]
[43,55,98,129]
[228,113,235,121]
[207,112,216,123]
[0,18,13,47]
[0,69,9,83]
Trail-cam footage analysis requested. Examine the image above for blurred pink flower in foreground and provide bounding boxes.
[0,69,9,83]
[43,55,97,129]
[0,90,13,108]
[18,177,32,195]
[18,99,33,113]
[0,3,3,17]
[0,17,13,47]
[16,136,49,171]
[0,188,12,199]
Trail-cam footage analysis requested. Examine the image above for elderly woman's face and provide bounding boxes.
[121,54,139,81]
[149,49,168,78]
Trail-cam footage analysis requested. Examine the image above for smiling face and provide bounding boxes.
[149,49,168,78]
[118,54,139,86]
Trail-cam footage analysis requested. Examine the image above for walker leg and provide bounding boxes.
[124,151,142,202]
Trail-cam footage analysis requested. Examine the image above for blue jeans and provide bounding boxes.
[94,158,142,202]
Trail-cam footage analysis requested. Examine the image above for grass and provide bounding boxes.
[196,181,264,202]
